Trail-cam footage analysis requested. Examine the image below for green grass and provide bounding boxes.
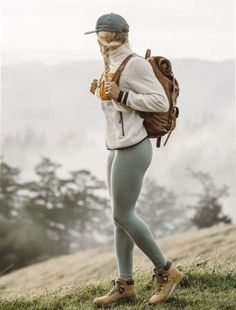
[0,261,236,310]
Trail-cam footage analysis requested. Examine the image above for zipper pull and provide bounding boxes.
[119,111,122,123]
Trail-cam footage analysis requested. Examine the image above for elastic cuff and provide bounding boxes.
[163,260,172,271]
[117,90,129,105]
[125,279,134,285]
[154,259,172,272]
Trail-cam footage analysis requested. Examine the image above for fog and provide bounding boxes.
[1,58,235,221]
[1,0,235,219]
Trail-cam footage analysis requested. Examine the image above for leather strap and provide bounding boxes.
[170,75,178,108]
[163,130,172,146]
[161,75,177,147]
[111,53,137,85]
[145,49,151,59]
[156,137,161,147]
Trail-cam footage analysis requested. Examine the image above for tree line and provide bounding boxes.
[0,155,231,275]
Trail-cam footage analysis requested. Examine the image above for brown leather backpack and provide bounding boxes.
[111,49,180,147]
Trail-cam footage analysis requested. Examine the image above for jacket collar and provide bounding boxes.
[109,42,135,64]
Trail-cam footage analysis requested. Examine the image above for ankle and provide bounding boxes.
[154,260,172,273]
[163,260,172,271]
[125,279,134,285]
[117,275,134,285]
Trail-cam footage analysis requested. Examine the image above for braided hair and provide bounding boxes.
[97,31,129,81]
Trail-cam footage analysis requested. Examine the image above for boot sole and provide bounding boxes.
[94,296,138,308]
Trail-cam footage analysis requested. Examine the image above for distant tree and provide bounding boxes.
[136,177,189,237]
[20,156,69,255]
[21,156,112,252]
[55,168,112,251]
[0,216,49,275]
[0,157,47,274]
[187,168,232,228]
[0,156,113,274]
[0,156,21,219]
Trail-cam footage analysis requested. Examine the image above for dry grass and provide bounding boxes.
[0,224,235,300]
[0,259,235,310]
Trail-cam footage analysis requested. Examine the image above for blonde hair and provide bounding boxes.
[97,31,129,80]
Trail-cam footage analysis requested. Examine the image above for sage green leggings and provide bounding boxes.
[107,136,168,280]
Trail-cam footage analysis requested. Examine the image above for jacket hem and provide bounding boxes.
[106,135,149,150]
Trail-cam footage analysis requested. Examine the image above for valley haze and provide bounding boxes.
[1,57,235,222]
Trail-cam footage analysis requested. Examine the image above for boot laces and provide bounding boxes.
[152,271,168,293]
[107,279,125,296]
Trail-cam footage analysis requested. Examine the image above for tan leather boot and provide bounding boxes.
[93,277,138,308]
[148,263,184,305]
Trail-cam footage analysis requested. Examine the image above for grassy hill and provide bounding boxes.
[0,224,235,309]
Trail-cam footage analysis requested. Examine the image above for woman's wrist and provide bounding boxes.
[117,90,129,105]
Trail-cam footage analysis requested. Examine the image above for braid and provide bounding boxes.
[102,45,111,80]
[97,32,129,81]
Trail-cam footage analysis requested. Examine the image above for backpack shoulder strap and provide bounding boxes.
[111,53,137,85]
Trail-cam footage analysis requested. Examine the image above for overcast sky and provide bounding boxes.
[1,0,235,64]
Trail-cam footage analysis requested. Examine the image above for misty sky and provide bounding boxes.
[1,0,235,64]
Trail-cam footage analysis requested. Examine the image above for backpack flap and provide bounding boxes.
[137,48,180,147]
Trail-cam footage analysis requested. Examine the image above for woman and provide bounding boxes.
[84,12,184,307]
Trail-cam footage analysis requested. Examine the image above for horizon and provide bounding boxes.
[2,56,235,67]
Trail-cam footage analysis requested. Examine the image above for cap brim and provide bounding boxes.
[84,30,98,35]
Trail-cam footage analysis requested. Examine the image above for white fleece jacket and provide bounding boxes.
[95,42,169,150]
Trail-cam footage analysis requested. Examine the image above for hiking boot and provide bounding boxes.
[148,262,184,305]
[93,277,138,308]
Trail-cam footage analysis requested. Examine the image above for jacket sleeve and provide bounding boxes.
[122,57,170,112]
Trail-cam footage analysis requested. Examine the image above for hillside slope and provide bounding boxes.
[0,224,235,299]
[0,262,235,310]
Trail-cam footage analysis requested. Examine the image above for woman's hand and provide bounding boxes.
[105,81,120,100]
[90,79,98,95]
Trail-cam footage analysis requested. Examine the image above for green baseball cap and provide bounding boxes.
[84,13,129,35]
